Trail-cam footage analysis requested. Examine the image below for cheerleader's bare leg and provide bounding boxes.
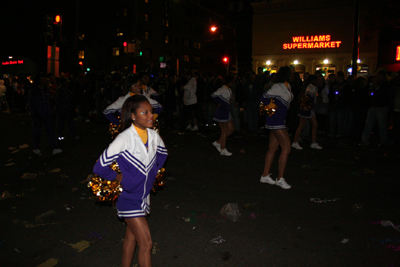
[310,116,319,143]
[293,117,307,143]
[262,131,279,176]
[219,121,234,150]
[272,129,291,178]
[122,217,152,267]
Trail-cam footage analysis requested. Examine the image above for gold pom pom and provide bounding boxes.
[151,168,166,193]
[88,162,123,203]
[299,94,312,111]
[109,123,120,139]
[152,118,160,133]
[260,99,278,116]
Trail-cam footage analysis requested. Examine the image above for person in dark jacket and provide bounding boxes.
[54,77,79,140]
[359,70,392,146]
[243,71,264,134]
[28,73,62,155]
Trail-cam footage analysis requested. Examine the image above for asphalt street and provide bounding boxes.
[1,112,400,267]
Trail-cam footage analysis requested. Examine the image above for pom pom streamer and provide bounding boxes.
[151,168,166,193]
[259,99,277,116]
[87,162,122,203]
[299,94,312,111]
[109,123,120,139]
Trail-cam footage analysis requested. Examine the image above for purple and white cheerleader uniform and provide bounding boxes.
[298,84,317,119]
[260,83,294,130]
[93,125,168,218]
[103,92,163,125]
[211,85,232,122]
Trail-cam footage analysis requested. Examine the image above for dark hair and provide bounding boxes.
[126,75,140,87]
[337,71,345,79]
[222,75,234,86]
[33,73,46,84]
[124,75,141,94]
[304,74,318,89]
[120,95,150,132]
[275,66,292,83]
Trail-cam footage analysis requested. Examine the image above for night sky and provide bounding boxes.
[1,1,108,65]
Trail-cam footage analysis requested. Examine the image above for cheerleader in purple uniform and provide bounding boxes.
[292,75,323,150]
[93,95,167,267]
[211,75,235,156]
[259,66,294,189]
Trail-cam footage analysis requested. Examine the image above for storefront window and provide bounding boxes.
[315,65,336,77]
[346,64,369,77]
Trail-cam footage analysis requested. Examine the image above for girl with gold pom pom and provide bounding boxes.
[259,66,294,189]
[93,95,168,267]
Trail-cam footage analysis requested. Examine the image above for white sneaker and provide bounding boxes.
[212,141,221,152]
[53,149,63,155]
[292,142,303,150]
[191,125,199,131]
[260,174,276,185]
[33,149,41,155]
[220,148,232,156]
[276,178,291,189]
[185,124,192,130]
[310,142,322,149]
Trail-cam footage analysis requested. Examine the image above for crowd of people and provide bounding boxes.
[1,65,399,154]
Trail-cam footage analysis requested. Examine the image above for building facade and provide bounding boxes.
[75,0,253,76]
[251,0,385,77]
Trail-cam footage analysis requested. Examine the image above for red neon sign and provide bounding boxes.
[2,60,24,65]
[283,35,342,49]
[396,46,400,61]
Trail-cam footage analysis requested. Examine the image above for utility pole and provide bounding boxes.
[351,0,360,77]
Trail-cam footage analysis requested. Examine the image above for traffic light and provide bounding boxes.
[45,16,53,40]
[52,14,62,42]
[53,14,62,25]
[223,57,229,63]
[123,42,127,47]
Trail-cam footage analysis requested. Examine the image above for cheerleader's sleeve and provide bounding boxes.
[103,96,125,125]
[149,88,160,100]
[211,88,230,109]
[147,97,163,115]
[93,134,127,181]
[260,92,274,105]
[155,134,168,169]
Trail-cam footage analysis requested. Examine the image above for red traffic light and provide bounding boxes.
[223,57,229,63]
[79,61,83,66]
[54,15,62,25]
[123,42,128,47]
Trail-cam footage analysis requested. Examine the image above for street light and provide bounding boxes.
[210,25,237,76]
[222,56,229,74]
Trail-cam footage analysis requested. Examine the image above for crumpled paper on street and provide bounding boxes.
[220,203,241,222]
[21,173,37,179]
[380,220,400,232]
